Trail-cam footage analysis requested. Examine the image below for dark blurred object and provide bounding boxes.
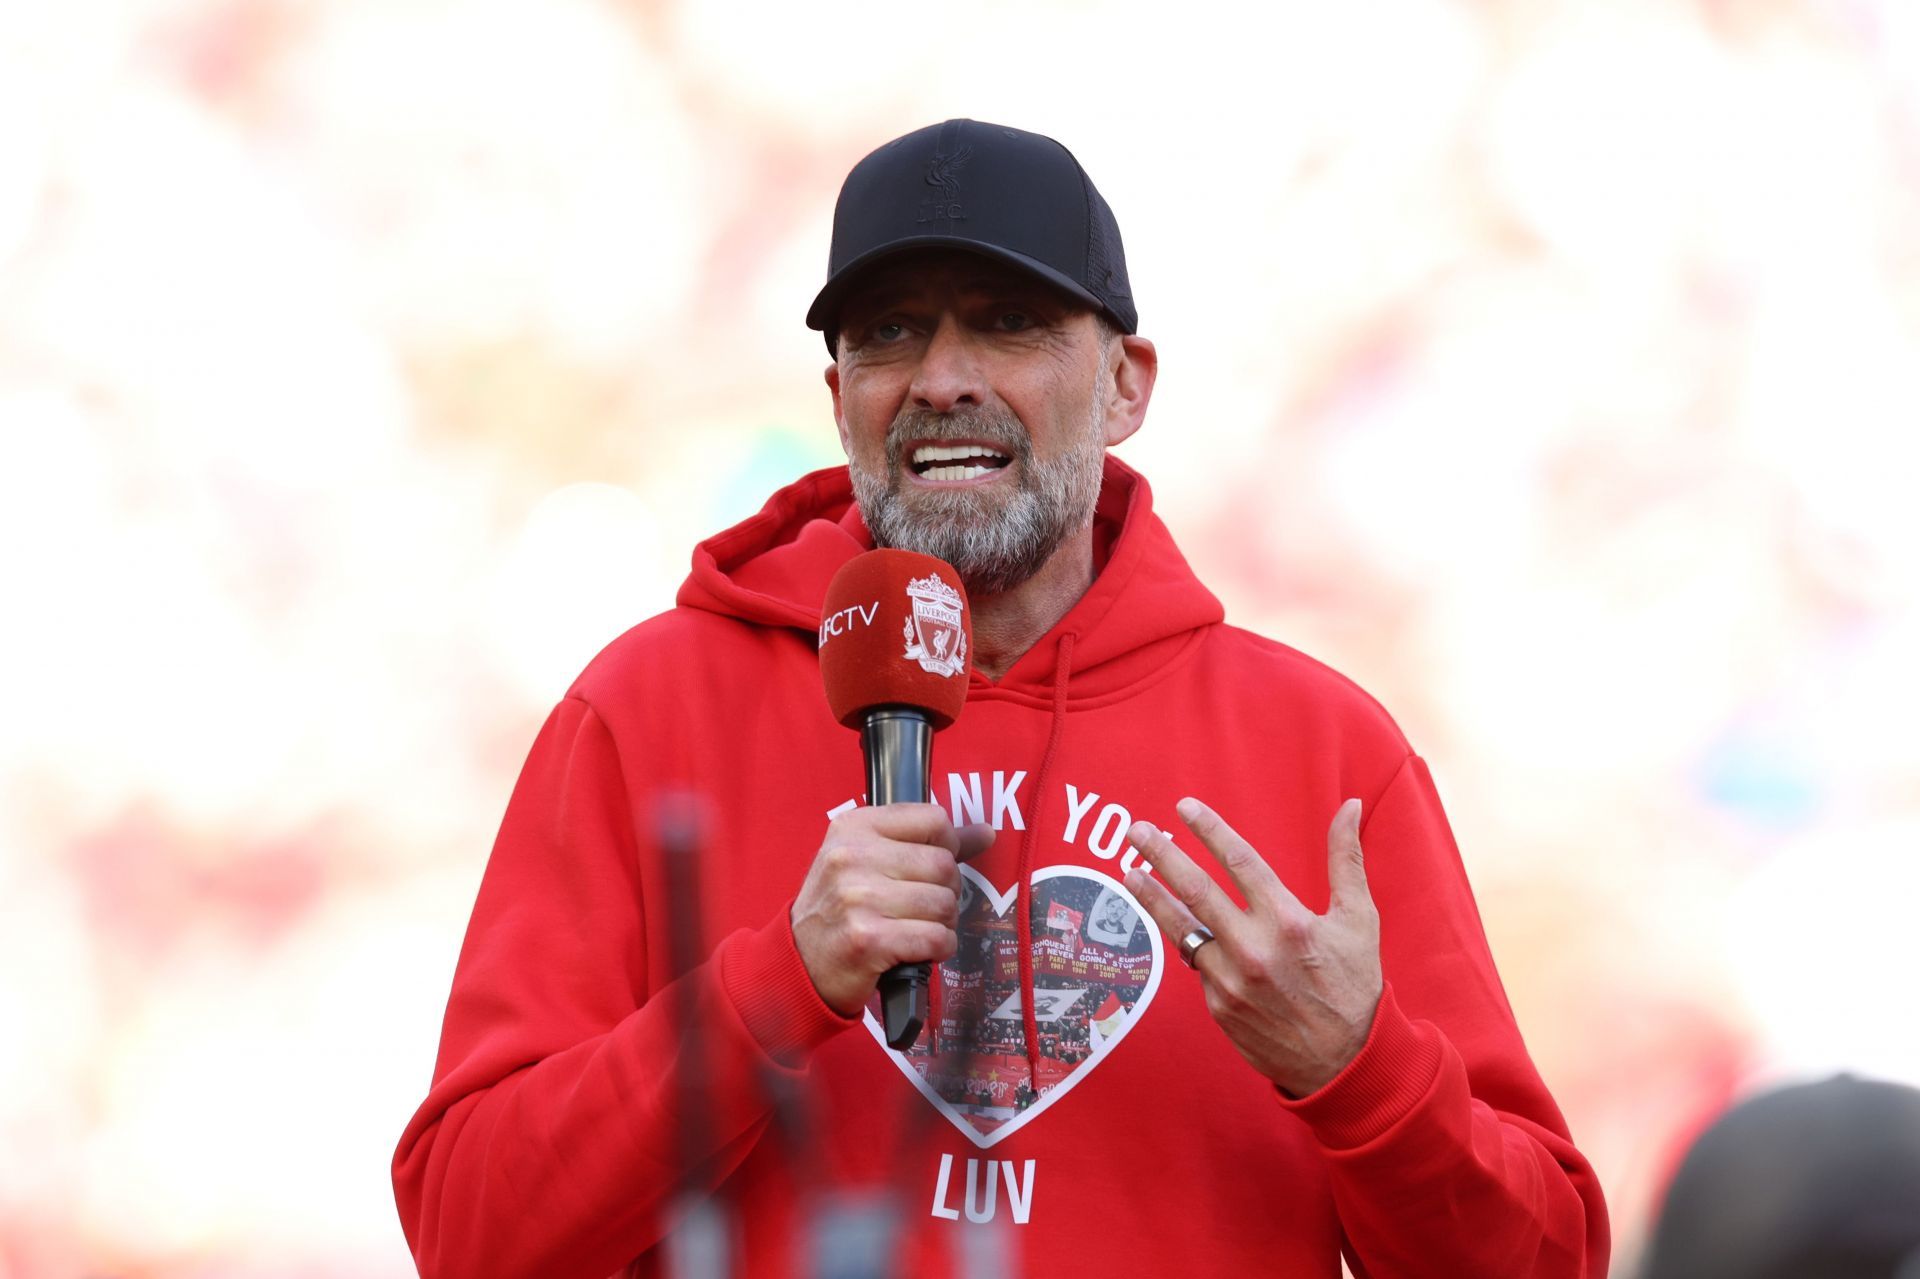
[1641,1075,1920,1279]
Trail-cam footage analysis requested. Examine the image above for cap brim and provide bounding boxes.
[806,236,1118,351]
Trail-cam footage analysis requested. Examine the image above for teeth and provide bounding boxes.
[926,464,992,481]
[912,443,1009,466]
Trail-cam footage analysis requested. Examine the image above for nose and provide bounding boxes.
[909,315,985,414]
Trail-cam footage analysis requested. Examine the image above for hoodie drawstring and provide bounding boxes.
[1014,632,1075,1098]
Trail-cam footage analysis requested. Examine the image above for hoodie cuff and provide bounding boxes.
[1273,983,1445,1150]
[717,905,859,1066]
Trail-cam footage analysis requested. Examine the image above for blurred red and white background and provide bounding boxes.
[4,1,1919,1274]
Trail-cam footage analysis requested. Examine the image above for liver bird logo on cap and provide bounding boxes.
[924,147,972,199]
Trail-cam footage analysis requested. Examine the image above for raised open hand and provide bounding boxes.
[1124,797,1382,1097]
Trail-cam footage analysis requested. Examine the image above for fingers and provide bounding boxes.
[837,806,995,868]
[871,821,992,885]
[836,914,960,976]
[880,841,962,889]
[855,878,960,926]
[794,813,967,1012]
[1121,817,1249,945]
[954,822,997,863]
[888,920,961,965]
[828,803,972,886]
[1325,798,1372,915]
[855,802,965,853]
[1121,858,1214,968]
[1170,798,1306,920]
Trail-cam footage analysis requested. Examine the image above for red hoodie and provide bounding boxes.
[393,459,1610,1278]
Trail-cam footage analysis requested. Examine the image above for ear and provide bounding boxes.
[1101,335,1157,448]
[824,361,852,457]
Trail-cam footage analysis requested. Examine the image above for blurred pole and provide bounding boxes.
[954,1216,1014,1279]
[807,1192,901,1279]
[657,791,733,1279]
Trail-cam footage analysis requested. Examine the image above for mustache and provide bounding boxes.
[883,407,1032,470]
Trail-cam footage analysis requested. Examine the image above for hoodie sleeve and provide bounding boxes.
[1275,754,1611,1278]
[391,696,855,1279]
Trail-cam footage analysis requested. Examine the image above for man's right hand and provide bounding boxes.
[791,804,996,1016]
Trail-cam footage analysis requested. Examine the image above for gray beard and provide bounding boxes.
[849,402,1106,597]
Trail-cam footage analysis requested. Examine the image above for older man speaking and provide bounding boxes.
[394,118,1609,1279]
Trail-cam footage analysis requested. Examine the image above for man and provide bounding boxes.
[393,119,1610,1278]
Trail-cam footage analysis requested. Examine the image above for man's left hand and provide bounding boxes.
[1123,797,1383,1098]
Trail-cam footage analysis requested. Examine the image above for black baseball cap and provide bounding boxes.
[806,118,1137,353]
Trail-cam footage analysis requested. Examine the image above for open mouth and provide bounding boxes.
[908,443,1013,482]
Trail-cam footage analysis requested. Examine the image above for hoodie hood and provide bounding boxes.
[676,456,1224,705]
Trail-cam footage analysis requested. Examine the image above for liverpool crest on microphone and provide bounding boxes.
[902,574,967,678]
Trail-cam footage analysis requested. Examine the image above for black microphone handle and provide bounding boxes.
[861,707,936,1051]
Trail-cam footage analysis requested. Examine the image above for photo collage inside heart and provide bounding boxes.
[864,865,1164,1148]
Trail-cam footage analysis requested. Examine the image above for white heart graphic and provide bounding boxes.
[862,864,1163,1149]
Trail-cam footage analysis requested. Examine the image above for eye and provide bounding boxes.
[872,321,908,342]
[993,310,1035,333]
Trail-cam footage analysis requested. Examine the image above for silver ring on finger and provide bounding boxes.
[1178,926,1216,969]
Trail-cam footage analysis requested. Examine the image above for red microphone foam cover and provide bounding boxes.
[819,549,973,729]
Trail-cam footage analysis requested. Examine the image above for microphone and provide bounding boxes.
[819,548,973,1051]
